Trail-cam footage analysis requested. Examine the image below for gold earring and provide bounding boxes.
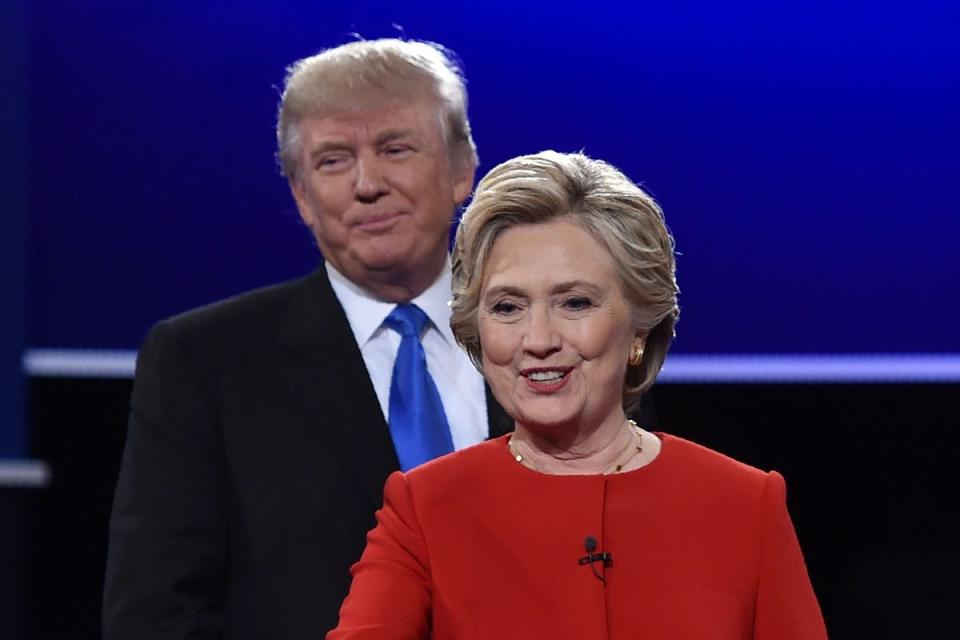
[629,344,644,366]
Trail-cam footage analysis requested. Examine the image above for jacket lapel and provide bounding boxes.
[275,269,398,507]
[274,268,512,507]
[485,384,513,438]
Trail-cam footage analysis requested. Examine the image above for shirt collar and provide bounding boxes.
[325,259,457,347]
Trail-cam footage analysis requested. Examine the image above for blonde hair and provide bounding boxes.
[451,151,679,407]
[276,38,477,180]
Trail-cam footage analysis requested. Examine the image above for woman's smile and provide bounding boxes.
[478,219,638,435]
[520,366,574,392]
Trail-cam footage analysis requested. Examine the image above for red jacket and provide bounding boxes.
[330,433,827,639]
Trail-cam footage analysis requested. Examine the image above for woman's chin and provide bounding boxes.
[513,409,581,436]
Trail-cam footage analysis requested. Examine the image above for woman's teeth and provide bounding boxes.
[528,371,565,381]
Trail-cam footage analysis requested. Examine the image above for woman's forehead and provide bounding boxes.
[481,220,618,291]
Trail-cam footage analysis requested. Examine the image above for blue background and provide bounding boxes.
[25,0,960,354]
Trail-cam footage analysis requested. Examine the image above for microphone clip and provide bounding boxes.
[578,551,613,568]
[579,536,613,583]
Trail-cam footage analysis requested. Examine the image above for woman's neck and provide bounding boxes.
[509,412,646,475]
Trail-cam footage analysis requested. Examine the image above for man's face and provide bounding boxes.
[290,95,474,300]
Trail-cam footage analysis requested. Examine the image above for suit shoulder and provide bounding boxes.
[150,269,333,343]
[159,275,311,333]
[135,270,333,369]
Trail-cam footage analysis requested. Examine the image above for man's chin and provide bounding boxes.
[342,241,413,273]
[336,247,446,299]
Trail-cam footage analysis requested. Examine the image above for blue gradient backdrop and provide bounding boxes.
[26,1,960,354]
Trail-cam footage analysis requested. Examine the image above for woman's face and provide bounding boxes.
[478,219,642,436]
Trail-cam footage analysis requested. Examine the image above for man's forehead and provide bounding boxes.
[315,74,435,108]
[301,97,443,141]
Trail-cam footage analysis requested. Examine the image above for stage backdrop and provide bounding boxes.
[25,1,959,356]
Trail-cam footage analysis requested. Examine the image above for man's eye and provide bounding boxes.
[384,145,413,157]
[316,155,349,171]
[563,297,593,311]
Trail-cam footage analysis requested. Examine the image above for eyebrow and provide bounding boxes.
[483,285,526,300]
[307,141,352,162]
[549,280,603,295]
[306,128,416,161]
[373,128,415,146]
[483,280,604,299]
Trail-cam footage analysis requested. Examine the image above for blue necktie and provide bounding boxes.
[384,304,454,471]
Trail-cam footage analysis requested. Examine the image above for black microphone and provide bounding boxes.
[578,535,612,583]
[584,535,599,557]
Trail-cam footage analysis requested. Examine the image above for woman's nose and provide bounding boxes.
[522,307,561,357]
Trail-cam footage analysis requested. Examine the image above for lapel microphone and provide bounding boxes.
[578,535,613,583]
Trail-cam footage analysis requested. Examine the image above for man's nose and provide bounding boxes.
[522,307,561,357]
[354,156,389,202]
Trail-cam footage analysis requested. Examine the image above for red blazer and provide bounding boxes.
[329,433,827,639]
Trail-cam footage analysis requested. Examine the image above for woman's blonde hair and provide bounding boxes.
[451,151,679,408]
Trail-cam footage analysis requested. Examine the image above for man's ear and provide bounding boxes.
[452,156,477,206]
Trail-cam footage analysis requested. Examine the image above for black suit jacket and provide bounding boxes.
[103,268,512,639]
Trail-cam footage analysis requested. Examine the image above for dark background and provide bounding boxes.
[9,380,959,638]
[3,0,958,637]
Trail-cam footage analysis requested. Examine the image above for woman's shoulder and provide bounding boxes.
[408,436,512,479]
[398,436,516,502]
[656,432,774,491]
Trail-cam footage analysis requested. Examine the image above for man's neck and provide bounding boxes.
[326,256,448,304]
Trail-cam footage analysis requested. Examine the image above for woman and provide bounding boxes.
[328,151,827,639]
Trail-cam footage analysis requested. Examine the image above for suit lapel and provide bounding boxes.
[485,384,513,439]
[276,269,398,507]
[274,268,512,507]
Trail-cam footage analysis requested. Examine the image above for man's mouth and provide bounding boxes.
[353,211,405,231]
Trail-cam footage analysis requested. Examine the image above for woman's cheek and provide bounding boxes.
[478,323,517,366]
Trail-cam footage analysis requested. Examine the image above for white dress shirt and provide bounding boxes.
[325,261,489,451]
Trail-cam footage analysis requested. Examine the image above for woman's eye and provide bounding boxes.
[491,300,520,315]
[563,297,593,311]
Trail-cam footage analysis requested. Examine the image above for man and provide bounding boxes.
[103,39,512,638]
